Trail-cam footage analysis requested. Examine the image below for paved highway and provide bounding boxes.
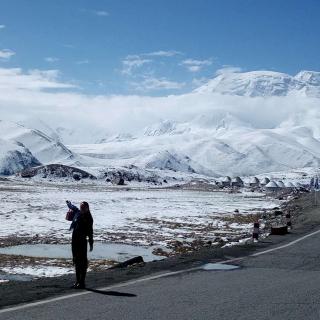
[2,230,320,320]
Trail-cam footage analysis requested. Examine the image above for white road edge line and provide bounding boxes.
[250,228,320,257]
[1,228,320,314]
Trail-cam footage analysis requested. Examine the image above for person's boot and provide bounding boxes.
[78,266,87,289]
[71,265,81,289]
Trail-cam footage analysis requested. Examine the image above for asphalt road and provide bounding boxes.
[2,230,320,320]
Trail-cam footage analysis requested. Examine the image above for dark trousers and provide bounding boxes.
[72,238,88,286]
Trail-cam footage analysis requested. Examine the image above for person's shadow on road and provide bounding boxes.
[86,288,136,297]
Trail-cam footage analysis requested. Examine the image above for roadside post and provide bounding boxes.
[314,177,319,206]
[310,176,319,206]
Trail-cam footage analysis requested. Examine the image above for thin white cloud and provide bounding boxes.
[215,66,242,75]
[121,50,182,77]
[75,59,90,65]
[45,57,59,63]
[0,25,5,29]
[0,68,75,91]
[145,50,182,57]
[62,44,75,49]
[0,49,15,60]
[188,65,202,72]
[192,77,209,87]
[181,58,213,72]
[80,8,109,17]
[132,76,185,91]
[93,10,109,16]
[121,55,152,75]
[0,66,318,138]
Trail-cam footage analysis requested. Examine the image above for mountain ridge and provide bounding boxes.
[195,70,320,97]
[2,69,320,177]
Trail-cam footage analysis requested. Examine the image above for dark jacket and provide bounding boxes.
[67,202,93,247]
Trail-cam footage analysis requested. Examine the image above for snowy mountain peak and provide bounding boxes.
[194,69,320,97]
[0,138,40,175]
[0,120,74,165]
[294,70,320,85]
[98,133,136,143]
[191,112,250,131]
[145,150,196,173]
[144,120,176,136]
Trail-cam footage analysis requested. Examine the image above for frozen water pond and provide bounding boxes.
[0,243,163,262]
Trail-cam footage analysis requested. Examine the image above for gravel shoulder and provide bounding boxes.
[0,191,319,309]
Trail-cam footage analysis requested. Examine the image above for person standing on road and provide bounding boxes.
[66,200,93,289]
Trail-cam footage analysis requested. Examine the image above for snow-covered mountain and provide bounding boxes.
[19,118,62,142]
[3,69,320,178]
[294,70,320,86]
[144,150,196,173]
[0,120,77,174]
[98,133,136,143]
[0,120,74,164]
[68,111,320,177]
[18,117,109,145]
[3,115,320,177]
[195,70,320,97]
[56,126,110,145]
[144,120,177,136]
[0,139,40,175]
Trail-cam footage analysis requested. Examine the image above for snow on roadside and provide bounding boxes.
[0,279,9,284]
[1,266,73,278]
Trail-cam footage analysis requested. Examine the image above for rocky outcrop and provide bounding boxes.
[19,164,96,180]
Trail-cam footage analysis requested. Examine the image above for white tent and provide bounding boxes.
[249,177,260,186]
[265,181,279,191]
[221,176,232,187]
[277,181,285,188]
[261,177,270,185]
[231,176,244,187]
[284,181,295,188]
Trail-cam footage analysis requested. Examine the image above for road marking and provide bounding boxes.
[0,268,199,314]
[1,228,320,314]
[250,228,320,257]
[221,228,320,264]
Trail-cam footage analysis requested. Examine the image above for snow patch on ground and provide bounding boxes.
[0,279,9,284]
[1,266,73,278]
[0,180,281,247]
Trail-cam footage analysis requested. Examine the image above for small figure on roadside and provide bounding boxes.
[252,221,260,242]
[285,212,292,230]
[66,200,93,289]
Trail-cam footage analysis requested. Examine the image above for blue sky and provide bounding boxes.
[0,0,319,96]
